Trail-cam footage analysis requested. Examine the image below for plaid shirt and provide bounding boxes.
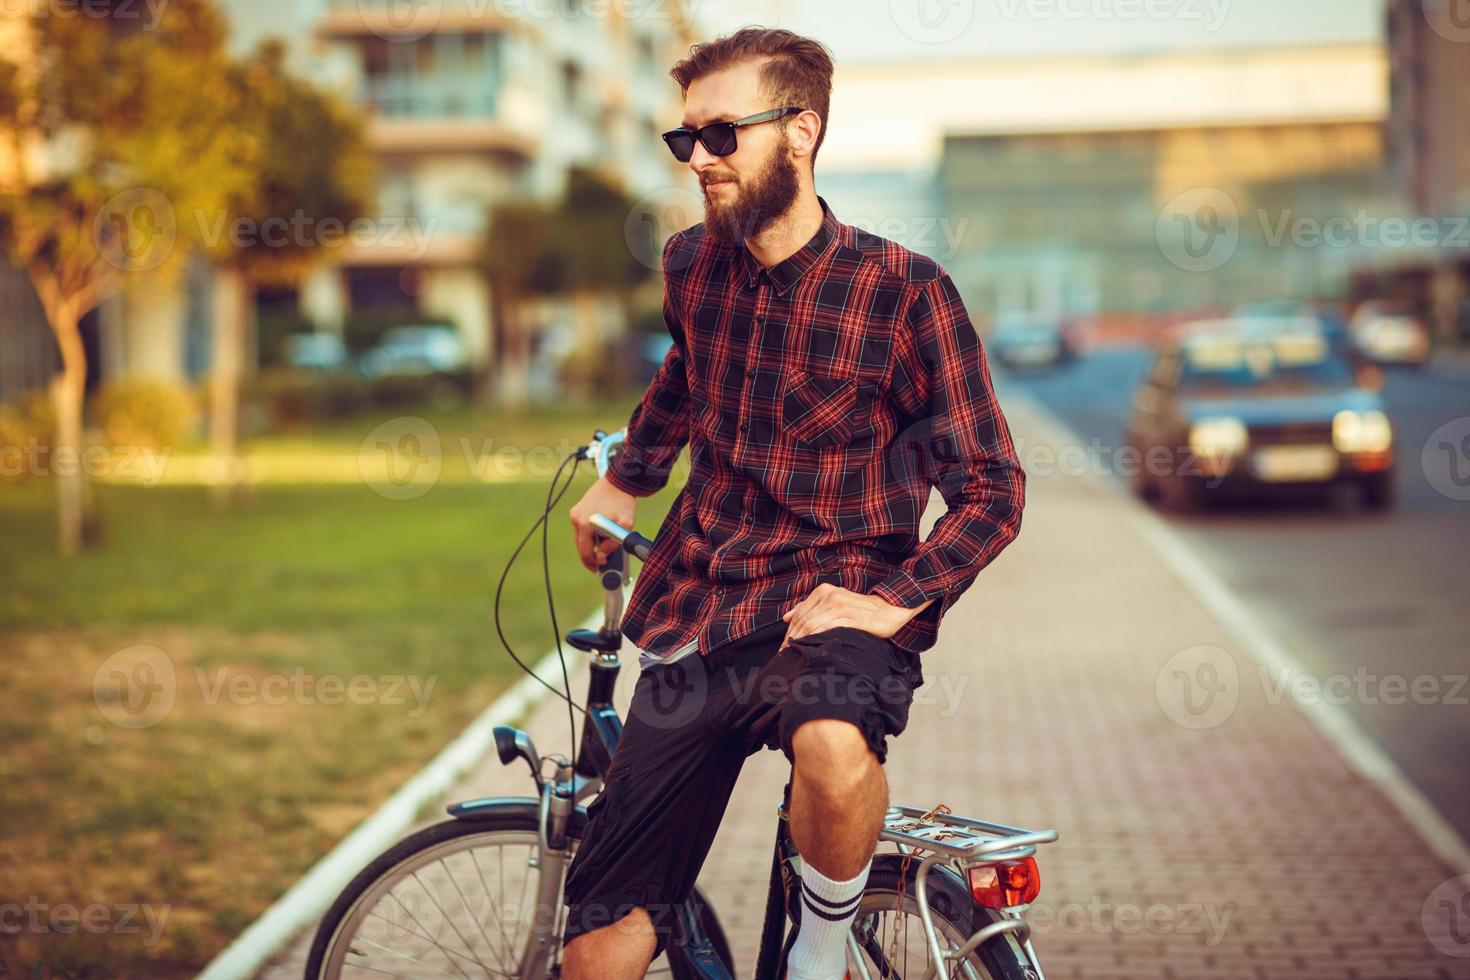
[606,194,1025,661]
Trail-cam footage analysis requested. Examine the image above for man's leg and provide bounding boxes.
[562,907,656,980]
[768,627,922,980]
[562,626,786,979]
[784,719,888,979]
[788,718,889,878]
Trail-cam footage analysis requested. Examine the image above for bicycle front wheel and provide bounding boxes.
[305,804,734,979]
[846,857,1040,980]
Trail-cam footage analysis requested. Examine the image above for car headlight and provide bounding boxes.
[1188,418,1248,457]
[1333,410,1392,453]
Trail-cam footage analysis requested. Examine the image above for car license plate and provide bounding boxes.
[1250,445,1338,482]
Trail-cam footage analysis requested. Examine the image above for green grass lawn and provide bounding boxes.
[0,399,683,976]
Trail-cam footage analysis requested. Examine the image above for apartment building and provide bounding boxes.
[0,0,699,402]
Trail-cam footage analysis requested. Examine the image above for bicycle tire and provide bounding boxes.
[846,854,1041,980]
[305,804,734,979]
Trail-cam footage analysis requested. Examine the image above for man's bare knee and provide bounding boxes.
[562,905,657,980]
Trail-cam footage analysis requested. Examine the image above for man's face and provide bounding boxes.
[680,60,802,245]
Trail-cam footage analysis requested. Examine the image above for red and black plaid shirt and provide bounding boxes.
[606,194,1025,661]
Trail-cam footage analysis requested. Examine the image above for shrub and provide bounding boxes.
[92,380,198,450]
[250,368,368,429]
[0,389,56,480]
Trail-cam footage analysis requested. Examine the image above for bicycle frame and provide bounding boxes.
[442,429,1057,980]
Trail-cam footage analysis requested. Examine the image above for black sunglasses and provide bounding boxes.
[661,107,805,162]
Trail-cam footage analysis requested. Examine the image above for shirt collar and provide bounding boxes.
[738,194,841,295]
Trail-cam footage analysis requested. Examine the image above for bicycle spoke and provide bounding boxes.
[347,934,463,980]
[439,855,508,974]
[470,846,517,967]
[382,887,485,980]
[399,874,480,980]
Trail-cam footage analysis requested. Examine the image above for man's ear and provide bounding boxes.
[788,110,822,159]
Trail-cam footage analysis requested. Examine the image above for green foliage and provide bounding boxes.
[481,166,655,301]
[91,379,199,450]
[249,368,368,428]
[0,0,258,298]
[0,390,56,478]
[216,38,375,284]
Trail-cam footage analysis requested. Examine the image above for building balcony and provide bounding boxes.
[359,77,540,157]
[316,0,531,40]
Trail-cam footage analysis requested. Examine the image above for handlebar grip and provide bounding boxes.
[623,532,654,562]
[589,513,655,562]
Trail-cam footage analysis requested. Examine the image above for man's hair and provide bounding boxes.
[669,27,834,169]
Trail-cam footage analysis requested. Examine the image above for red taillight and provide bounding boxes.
[967,857,1040,909]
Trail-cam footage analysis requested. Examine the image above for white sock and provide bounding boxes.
[785,855,871,979]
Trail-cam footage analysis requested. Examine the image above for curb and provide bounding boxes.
[199,607,605,980]
[1004,387,1470,875]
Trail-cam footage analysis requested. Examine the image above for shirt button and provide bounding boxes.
[755,314,765,324]
[746,368,756,379]
[740,422,750,433]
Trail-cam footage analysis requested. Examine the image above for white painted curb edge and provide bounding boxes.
[198,606,606,980]
[1006,386,1470,875]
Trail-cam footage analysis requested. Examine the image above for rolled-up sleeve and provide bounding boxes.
[606,232,692,497]
[869,270,1026,636]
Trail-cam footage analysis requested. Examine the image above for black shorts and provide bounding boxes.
[560,621,924,960]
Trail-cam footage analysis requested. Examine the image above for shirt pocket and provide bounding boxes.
[781,370,859,449]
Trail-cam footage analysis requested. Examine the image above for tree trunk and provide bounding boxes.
[210,264,247,508]
[495,295,531,411]
[48,308,88,556]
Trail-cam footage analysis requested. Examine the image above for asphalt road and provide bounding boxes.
[996,346,1470,841]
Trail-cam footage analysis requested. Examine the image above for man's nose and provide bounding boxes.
[689,141,720,172]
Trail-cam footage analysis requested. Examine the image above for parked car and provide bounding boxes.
[1125,316,1395,512]
[1349,301,1431,367]
[988,314,1077,370]
[359,326,469,379]
[284,332,348,372]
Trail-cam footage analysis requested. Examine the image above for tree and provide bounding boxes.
[204,39,373,508]
[481,168,654,406]
[482,200,556,409]
[0,0,255,553]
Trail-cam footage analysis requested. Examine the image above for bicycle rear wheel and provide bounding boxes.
[306,804,734,979]
[846,856,1040,980]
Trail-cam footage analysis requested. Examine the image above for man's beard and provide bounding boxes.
[702,141,801,246]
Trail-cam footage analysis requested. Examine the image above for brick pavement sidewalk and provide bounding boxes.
[258,393,1470,979]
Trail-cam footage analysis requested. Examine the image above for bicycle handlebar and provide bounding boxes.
[589,513,655,562]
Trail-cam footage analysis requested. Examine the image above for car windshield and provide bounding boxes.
[1179,328,1355,389]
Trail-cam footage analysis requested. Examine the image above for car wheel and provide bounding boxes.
[1361,472,1395,512]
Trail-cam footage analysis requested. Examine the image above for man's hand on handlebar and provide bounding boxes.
[570,476,637,572]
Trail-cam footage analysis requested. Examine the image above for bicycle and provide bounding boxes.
[306,428,1057,979]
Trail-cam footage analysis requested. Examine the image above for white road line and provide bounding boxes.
[199,607,604,980]
[1006,385,1470,874]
